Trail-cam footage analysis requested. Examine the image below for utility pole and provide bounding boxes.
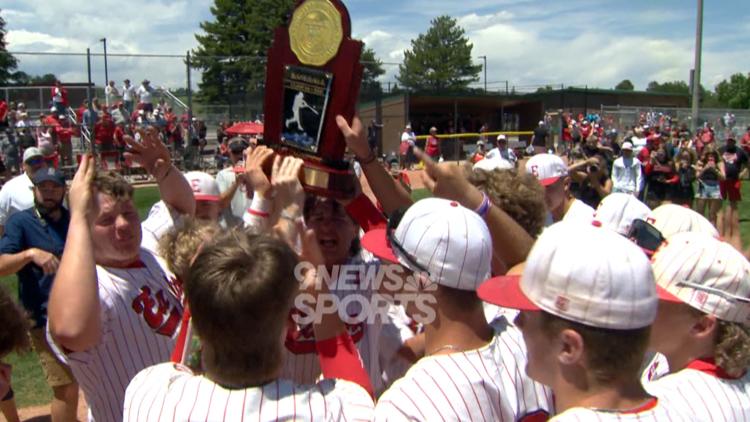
[479,56,487,93]
[691,0,704,132]
[100,38,108,88]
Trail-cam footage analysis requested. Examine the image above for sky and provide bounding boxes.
[2,0,749,93]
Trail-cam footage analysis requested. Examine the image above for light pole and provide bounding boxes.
[691,0,703,132]
[479,55,487,93]
[100,38,108,92]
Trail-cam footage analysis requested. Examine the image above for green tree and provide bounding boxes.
[192,0,294,103]
[646,80,690,95]
[360,46,385,95]
[714,73,750,109]
[397,15,481,93]
[615,79,634,91]
[0,10,19,85]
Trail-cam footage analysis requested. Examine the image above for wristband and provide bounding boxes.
[247,193,272,217]
[156,164,173,183]
[474,193,492,218]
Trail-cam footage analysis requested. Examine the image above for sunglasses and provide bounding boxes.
[386,208,430,275]
[626,218,665,257]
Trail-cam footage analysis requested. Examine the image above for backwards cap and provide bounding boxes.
[593,193,652,236]
[479,222,658,330]
[651,204,718,240]
[653,232,750,325]
[362,198,492,291]
[184,171,220,202]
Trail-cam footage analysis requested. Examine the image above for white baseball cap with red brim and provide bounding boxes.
[362,197,492,291]
[184,171,220,202]
[525,154,568,187]
[478,222,659,330]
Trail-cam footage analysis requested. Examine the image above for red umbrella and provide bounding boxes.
[225,121,264,135]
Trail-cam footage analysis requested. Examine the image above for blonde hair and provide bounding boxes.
[158,218,220,280]
[715,321,750,377]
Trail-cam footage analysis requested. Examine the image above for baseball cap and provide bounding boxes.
[651,204,718,240]
[478,222,658,330]
[361,198,492,291]
[652,232,750,324]
[23,147,44,162]
[184,171,220,202]
[621,141,634,151]
[228,137,249,153]
[32,167,65,186]
[497,134,507,141]
[592,193,652,236]
[473,157,513,172]
[525,153,568,187]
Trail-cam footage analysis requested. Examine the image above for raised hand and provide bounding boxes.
[124,126,171,178]
[68,154,97,221]
[244,145,275,197]
[336,115,371,160]
[271,155,305,216]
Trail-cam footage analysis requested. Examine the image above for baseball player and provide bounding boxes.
[644,232,750,420]
[124,229,374,421]
[480,222,691,420]
[47,129,196,422]
[525,153,594,225]
[0,147,47,235]
[363,198,553,421]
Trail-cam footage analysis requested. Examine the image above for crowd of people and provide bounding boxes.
[0,105,746,422]
[0,80,215,181]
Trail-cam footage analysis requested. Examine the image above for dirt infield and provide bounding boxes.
[17,391,88,421]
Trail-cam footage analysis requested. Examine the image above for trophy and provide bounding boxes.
[263,0,364,199]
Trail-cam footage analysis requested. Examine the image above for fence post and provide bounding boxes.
[186,51,194,143]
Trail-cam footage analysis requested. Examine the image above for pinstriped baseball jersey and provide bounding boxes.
[141,200,181,254]
[54,249,183,422]
[549,399,692,421]
[644,359,750,421]
[124,362,374,421]
[374,319,553,422]
[280,255,385,394]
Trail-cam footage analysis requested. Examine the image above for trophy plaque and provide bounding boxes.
[264,0,364,199]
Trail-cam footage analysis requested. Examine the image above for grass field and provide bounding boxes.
[2,184,749,407]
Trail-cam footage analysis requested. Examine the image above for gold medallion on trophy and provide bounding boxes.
[289,0,344,66]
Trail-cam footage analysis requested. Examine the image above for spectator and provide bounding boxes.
[531,120,549,154]
[110,101,129,126]
[0,133,19,177]
[673,148,696,207]
[367,119,383,155]
[611,141,642,195]
[644,144,677,208]
[82,98,99,132]
[0,148,47,235]
[470,140,486,163]
[741,125,750,155]
[104,80,119,108]
[694,149,724,227]
[0,285,31,422]
[136,79,155,113]
[399,124,415,169]
[47,130,195,422]
[424,126,440,160]
[93,112,116,153]
[50,81,68,117]
[719,136,748,228]
[0,168,79,420]
[0,100,8,131]
[485,134,517,165]
[56,115,74,166]
[121,79,136,114]
[216,138,251,226]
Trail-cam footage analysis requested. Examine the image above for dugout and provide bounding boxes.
[359,93,542,160]
[527,87,690,117]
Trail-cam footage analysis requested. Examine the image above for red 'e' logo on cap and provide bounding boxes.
[555,296,570,311]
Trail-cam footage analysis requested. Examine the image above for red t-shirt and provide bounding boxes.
[425,135,440,156]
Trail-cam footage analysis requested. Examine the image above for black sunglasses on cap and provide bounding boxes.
[626,218,665,257]
[387,208,430,275]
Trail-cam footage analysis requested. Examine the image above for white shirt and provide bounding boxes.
[645,359,750,421]
[215,166,249,226]
[54,249,183,422]
[485,147,517,164]
[122,85,136,102]
[124,362,374,421]
[374,318,554,421]
[140,201,182,254]
[612,156,643,194]
[52,87,63,103]
[551,399,691,421]
[0,173,34,226]
[105,85,119,107]
[563,199,595,224]
[401,131,415,144]
[137,85,154,104]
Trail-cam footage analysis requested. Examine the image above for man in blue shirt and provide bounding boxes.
[0,167,78,420]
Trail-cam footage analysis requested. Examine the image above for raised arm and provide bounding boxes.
[48,155,101,352]
[417,148,533,267]
[336,115,412,215]
[125,127,195,216]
